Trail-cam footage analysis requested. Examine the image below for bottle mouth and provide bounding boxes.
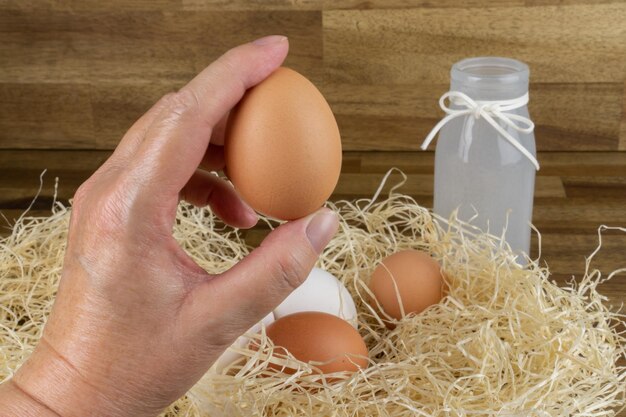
[451,57,529,86]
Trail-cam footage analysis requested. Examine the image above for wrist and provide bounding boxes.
[10,340,142,417]
[0,379,58,417]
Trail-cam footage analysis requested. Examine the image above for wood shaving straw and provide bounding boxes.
[1,170,624,417]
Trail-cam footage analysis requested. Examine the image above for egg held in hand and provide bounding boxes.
[368,249,445,326]
[264,312,368,375]
[273,268,357,328]
[224,67,342,221]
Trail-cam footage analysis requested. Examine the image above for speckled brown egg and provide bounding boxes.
[369,250,445,325]
[265,311,368,375]
[224,67,342,220]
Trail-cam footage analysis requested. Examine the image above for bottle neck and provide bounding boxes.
[450,80,528,101]
[450,57,529,101]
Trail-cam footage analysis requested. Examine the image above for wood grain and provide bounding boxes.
[4,0,624,12]
[323,4,626,84]
[620,81,626,151]
[1,2,625,150]
[1,80,621,150]
[1,1,625,413]
[0,83,96,149]
[325,82,623,151]
[182,0,626,11]
[0,9,322,84]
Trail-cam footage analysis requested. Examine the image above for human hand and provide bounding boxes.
[0,36,339,417]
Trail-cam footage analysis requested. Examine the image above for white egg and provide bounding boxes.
[273,267,358,328]
[212,311,274,373]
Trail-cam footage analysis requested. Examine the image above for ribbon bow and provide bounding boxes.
[421,91,539,170]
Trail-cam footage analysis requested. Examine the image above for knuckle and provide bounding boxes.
[214,51,248,94]
[167,89,200,119]
[160,91,177,105]
[72,179,98,212]
[271,249,310,292]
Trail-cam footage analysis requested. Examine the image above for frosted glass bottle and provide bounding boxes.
[433,57,536,260]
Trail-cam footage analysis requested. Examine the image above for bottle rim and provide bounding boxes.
[451,57,529,86]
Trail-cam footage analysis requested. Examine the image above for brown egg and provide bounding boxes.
[224,67,342,220]
[265,311,368,375]
[369,250,445,325]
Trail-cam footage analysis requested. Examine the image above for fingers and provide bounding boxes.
[128,36,289,203]
[109,93,176,165]
[210,112,229,146]
[182,209,339,347]
[180,170,258,229]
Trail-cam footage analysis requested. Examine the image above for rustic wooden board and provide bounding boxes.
[1,0,625,412]
[323,4,626,84]
[1,149,624,260]
[3,0,625,12]
[1,2,625,150]
[181,0,626,11]
[0,10,323,84]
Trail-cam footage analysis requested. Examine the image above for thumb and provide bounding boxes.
[185,208,339,347]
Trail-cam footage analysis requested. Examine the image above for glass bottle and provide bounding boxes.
[432,57,537,261]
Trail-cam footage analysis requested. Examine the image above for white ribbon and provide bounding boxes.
[420,91,539,170]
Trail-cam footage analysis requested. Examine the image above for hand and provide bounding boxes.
[0,36,339,417]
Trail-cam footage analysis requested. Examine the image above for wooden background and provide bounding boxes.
[1,2,625,409]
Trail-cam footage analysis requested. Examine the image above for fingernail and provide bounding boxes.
[244,208,259,226]
[252,35,287,46]
[306,209,339,253]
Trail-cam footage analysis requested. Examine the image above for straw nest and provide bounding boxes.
[1,172,625,417]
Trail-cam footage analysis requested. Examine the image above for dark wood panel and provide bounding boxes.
[620,82,626,151]
[1,81,621,150]
[181,0,626,11]
[0,10,322,84]
[3,0,622,12]
[1,150,623,219]
[0,84,96,149]
[0,3,624,151]
[326,82,623,151]
[323,4,626,84]
[1,0,182,12]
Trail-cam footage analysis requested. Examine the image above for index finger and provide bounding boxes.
[128,36,289,200]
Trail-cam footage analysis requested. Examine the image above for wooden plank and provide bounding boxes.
[181,0,625,11]
[0,170,566,205]
[0,84,96,149]
[0,150,111,170]
[334,173,565,198]
[618,82,626,151]
[1,150,623,174]
[0,150,622,232]
[2,81,620,150]
[531,83,622,151]
[323,4,626,84]
[357,151,626,176]
[89,83,174,149]
[531,232,626,277]
[532,199,626,233]
[326,82,622,151]
[1,0,182,12]
[183,0,324,10]
[562,176,626,198]
[0,10,322,84]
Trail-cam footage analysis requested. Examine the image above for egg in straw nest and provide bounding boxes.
[1,171,625,417]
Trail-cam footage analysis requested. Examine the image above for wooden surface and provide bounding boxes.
[1,149,625,292]
[1,1,625,413]
[1,1,625,151]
